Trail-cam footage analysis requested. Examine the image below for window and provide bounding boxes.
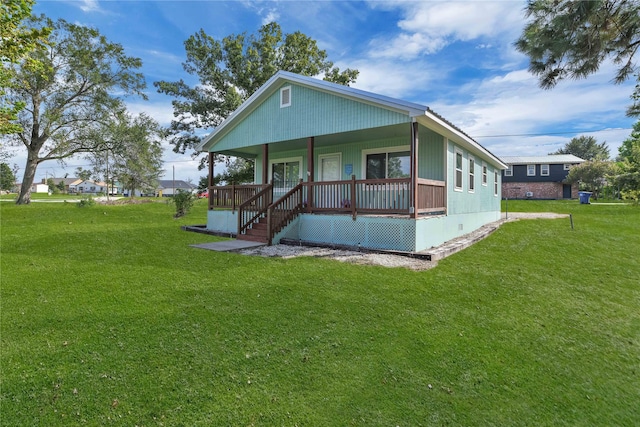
[270,157,301,189]
[454,150,463,191]
[280,86,291,108]
[504,165,513,176]
[482,163,488,186]
[363,148,410,179]
[494,171,499,196]
[564,164,572,170]
[468,157,475,192]
[541,164,550,176]
[527,164,536,176]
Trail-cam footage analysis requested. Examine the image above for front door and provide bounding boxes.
[318,154,342,208]
[319,154,341,181]
[563,184,572,199]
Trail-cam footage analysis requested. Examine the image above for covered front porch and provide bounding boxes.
[205,121,447,245]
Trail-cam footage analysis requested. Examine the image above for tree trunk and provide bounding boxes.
[16,153,39,205]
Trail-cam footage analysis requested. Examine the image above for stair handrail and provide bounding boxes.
[237,184,273,236]
[267,181,305,245]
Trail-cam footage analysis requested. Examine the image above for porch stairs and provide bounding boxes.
[237,210,297,244]
[237,183,305,244]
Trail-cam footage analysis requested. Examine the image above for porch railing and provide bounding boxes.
[209,183,271,210]
[416,178,446,213]
[237,184,273,236]
[210,177,446,219]
[304,176,446,217]
[266,182,306,245]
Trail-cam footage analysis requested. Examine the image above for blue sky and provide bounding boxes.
[23,0,637,183]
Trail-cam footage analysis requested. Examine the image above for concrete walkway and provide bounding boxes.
[191,240,266,252]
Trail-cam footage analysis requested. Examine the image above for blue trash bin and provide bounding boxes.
[578,191,592,204]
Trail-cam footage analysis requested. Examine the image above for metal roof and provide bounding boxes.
[198,70,506,169]
[157,180,195,189]
[500,154,586,165]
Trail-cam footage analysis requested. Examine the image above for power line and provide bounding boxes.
[472,127,632,139]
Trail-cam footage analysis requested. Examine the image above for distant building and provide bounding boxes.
[44,177,82,193]
[501,154,586,199]
[157,180,195,196]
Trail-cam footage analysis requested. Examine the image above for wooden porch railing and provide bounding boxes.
[416,178,446,213]
[209,183,270,211]
[266,182,306,245]
[237,184,273,236]
[304,176,446,217]
[211,177,446,243]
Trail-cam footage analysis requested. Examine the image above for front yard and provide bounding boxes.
[1,199,638,425]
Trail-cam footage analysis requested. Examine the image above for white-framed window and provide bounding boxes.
[494,171,499,196]
[454,149,463,191]
[564,164,572,170]
[362,146,411,179]
[504,165,513,176]
[482,163,488,186]
[468,157,475,192]
[527,164,536,176]
[541,164,550,176]
[280,86,291,108]
[269,156,302,189]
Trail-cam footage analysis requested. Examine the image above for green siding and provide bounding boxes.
[418,127,445,181]
[255,125,446,183]
[212,83,411,152]
[446,140,501,215]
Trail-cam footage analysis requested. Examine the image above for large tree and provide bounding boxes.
[565,160,616,199]
[4,16,146,204]
[618,119,640,160]
[155,22,358,165]
[551,135,610,161]
[85,109,163,197]
[615,121,640,201]
[515,0,640,115]
[0,0,50,135]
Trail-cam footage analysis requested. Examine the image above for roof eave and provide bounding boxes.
[417,111,507,169]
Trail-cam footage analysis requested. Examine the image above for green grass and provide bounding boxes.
[1,199,639,425]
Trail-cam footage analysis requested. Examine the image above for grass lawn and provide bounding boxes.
[1,199,638,425]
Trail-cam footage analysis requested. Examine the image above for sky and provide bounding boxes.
[11,0,638,184]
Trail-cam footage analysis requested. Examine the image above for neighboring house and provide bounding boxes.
[501,155,586,200]
[30,183,49,193]
[69,180,107,194]
[158,180,195,196]
[46,177,82,193]
[198,71,506,252]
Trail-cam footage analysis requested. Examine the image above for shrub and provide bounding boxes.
[77,196,95,207]
[173,190,196,218]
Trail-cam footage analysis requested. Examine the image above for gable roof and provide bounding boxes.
[199,71,506,169]
[501,154,586,165]
[157,180,194,190]
[49,177,82,186]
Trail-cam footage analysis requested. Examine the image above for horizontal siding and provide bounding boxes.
[213,83,411,152]
[503,163,569,182]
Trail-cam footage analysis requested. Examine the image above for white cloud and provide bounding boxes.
[369,0,525,59]
[349,59,437,99]
[262,9,280,26]
[429,63,635,157]
[73,0,102,13]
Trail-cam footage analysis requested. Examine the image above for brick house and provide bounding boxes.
[501,155,585,199]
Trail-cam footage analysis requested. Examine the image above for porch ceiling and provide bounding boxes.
[214,122,411,158]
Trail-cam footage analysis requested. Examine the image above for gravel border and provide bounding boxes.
[239,212,569,270]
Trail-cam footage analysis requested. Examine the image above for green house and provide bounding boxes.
[199,71,506,252]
